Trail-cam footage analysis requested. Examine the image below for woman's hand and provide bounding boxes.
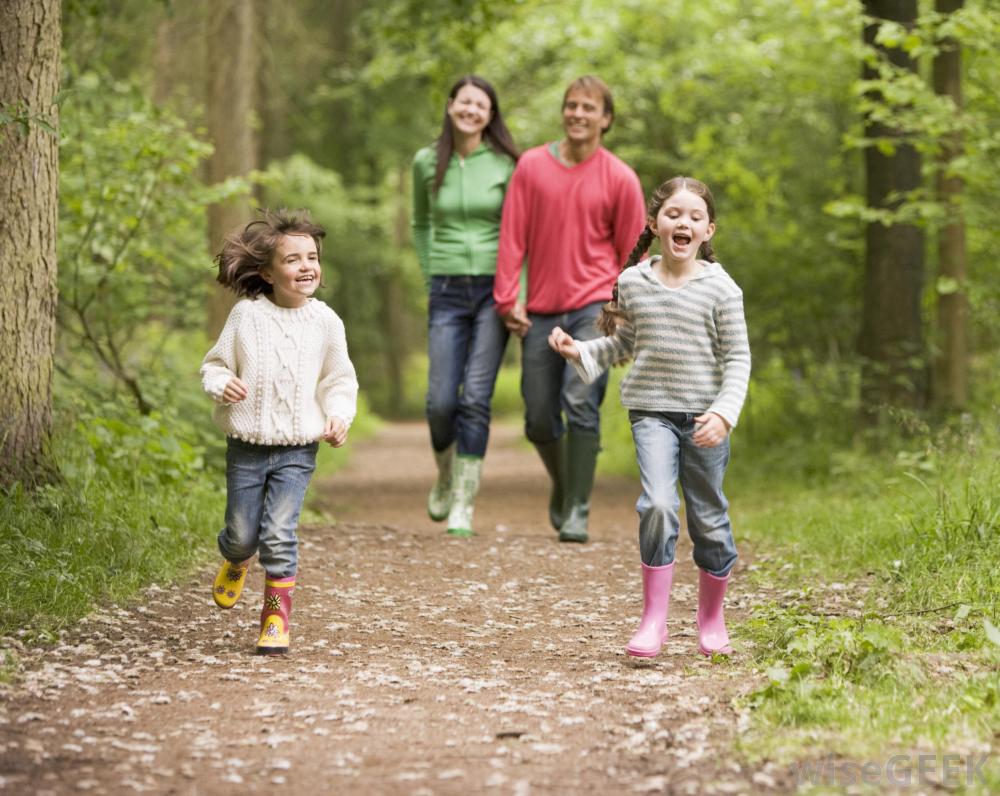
[693,412,730,448]
[501,301,532,338]
[323,417,349,447]
[548,326,581,363]
[222,376,248,403]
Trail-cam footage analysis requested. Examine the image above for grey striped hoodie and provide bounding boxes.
[574,257,751,428]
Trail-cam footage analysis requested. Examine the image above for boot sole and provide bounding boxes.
[256,646,288,655]
[625,645,661,658]
[446,528,473,538]
[558,532,588,543]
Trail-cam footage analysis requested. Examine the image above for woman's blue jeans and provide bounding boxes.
[426,275,509,457]
[218,437,318,579]
[520,300,609,442]
[629,410,738,575]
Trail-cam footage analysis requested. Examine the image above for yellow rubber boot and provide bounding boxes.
[212,558,251,609]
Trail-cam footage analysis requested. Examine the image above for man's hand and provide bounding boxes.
[501,301,532,338]
[222,376,248,404]
[693,412,730,448]
[548,326,581,363]
[323,417,349,447]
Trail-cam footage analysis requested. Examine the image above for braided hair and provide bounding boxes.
[597,176,717,335]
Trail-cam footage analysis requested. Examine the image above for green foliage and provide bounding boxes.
[58,68,247,414]
[0,403,224,640]
[735,407,1000,769]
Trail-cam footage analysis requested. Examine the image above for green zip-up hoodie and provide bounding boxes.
[411,143,515,284]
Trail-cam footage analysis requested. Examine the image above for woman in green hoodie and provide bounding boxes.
[412,76,519,537]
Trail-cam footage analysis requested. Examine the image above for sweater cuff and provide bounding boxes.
[573,347,605,385]
[203,372,232,403]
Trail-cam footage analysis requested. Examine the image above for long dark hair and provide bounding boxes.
[432,75,519,194]
[597,176,717,335]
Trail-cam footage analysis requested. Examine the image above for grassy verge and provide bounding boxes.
[728,412,1000,792]
[0,392,379,660]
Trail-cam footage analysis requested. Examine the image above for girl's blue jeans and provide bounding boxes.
[426,275,509,457]
[520,300,609,442]
[629,410,738,576]
[218,437,318,579]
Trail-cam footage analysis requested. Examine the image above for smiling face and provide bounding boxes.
[651,188,716,265]
[447,83,492,139]
[259,233,320,308]
[561,88,611,146]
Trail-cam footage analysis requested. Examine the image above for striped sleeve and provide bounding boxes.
[707,292,751,428]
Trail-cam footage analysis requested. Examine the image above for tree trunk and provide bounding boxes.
[205,0,257,337]
[0,0,61,488]
[932,0,968,410]
[858,0,927,421]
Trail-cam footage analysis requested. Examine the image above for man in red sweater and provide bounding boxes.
[493,75,645,543]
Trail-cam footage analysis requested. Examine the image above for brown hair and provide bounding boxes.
[597,176,717,335]
[214,209,326,298]
[432,75,519,194]
[563,75,615,133]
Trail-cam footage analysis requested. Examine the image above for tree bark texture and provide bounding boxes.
[859,0,927,418]
[932,0,968,410]
[0,0,61,487]
[206,0,256,337]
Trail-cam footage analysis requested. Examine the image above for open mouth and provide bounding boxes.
[672,233,692,246]
[296,275,316,285]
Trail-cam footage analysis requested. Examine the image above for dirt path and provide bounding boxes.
[0,422,788,795]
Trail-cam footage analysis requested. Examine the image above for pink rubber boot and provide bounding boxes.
[696,568,733,656]
[257,574,295,655]
[625,562,674,658]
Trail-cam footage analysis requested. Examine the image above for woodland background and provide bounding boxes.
[1,0,999,782]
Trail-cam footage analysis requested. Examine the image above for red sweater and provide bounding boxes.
[493,144,645,316]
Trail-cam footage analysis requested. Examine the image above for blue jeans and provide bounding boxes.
[629,410,738,575]
[426,275,509,457]
[521,301,609,442]
[218,437,318,579]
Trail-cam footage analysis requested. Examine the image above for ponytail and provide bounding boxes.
[597,226,654,336]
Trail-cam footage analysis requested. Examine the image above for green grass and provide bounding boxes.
[0,391,379,650]
[0,410,225,644]
[728,412,1000,791]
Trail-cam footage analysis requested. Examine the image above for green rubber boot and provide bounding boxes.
[446,454,482,538]
[559,430,600,543]
[533,438,566,531]
[428,442,456,521]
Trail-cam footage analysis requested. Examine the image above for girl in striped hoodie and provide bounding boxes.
[548,176,750,659]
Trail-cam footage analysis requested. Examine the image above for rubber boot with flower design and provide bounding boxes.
[257,574,295,655]
[212,558,252,609]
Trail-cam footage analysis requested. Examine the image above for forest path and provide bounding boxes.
[0,422,790,795]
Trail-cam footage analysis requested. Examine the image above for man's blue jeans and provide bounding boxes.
[426,275,509,457]
[629,410,738,575]
[521,301,609,442]
[218,437,318,579]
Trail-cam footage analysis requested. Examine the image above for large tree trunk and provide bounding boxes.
[932,0,968,410]
[858,0,927,421]
[0,0,61,488]
[205,0,256,337]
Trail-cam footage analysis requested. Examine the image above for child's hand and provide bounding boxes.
[548,326,581,362]
[693,412,730,448]
[222,376,248,403]
[323,417,349,447]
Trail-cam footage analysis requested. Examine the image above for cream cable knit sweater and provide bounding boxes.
[201,297,359,445]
